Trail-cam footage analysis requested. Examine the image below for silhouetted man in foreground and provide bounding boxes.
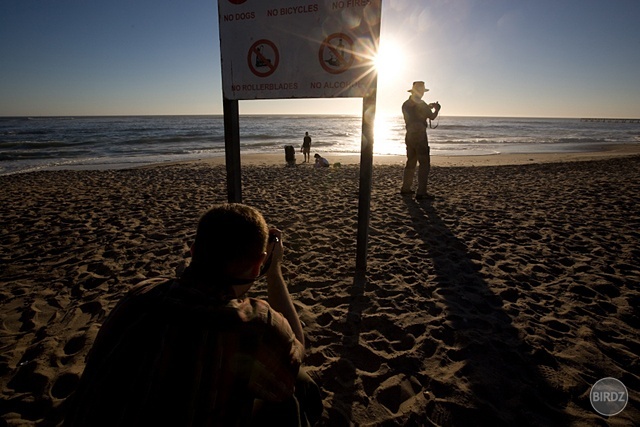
[64,203,322,426]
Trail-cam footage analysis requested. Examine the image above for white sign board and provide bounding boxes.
[218,0,381,100]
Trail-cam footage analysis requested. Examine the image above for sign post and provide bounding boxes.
[218,0,381,273]
[355,86,377,273]
[223,98,242,203]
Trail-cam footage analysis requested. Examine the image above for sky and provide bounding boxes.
[1,0,639,118]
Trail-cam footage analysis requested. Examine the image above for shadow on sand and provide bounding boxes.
[399,197,570,426]
[322,270,368,425]
[321,194,572,426]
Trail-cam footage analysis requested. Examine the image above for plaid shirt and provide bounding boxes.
[64,278,304,427]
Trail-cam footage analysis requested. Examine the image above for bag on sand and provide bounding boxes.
[284,145,296,166]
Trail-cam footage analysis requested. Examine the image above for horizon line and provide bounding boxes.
[3,114,633,120]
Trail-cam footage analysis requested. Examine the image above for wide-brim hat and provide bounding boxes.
[408,81,429,93]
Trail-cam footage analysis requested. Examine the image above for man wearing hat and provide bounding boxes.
[401,81,441,200]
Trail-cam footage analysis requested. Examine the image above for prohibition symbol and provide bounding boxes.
[248,39,279,78]
[319,33,354,74]
[228,0,246,4]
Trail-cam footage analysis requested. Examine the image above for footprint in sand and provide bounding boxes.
[19,303,37,332]
[51,372,80,399]
[63,334,86,356]
[8,361,48,395]
[539,318,572,341]
[374,375,425,414]
[79,301,104,316]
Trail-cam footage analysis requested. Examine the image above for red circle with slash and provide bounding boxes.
[319,33,354,74]
[248,39,280,78]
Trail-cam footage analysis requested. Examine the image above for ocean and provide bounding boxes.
[1,115,639,175]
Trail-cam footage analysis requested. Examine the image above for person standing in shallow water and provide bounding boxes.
[400,81,441,200]
[301,132,312,163]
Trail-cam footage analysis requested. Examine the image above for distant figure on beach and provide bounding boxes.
[64,204,322,427]
[314,153,330,168]
[401,81,441,200]
[302,131,312,163]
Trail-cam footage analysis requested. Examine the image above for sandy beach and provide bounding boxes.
[1,148,639,426]
[181,143,640,167]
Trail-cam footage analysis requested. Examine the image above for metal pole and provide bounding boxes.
[355,85,377,274]
[223,98,242,203]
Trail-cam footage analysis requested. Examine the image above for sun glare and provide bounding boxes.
[374,40,404,82]
[374,115,406,155]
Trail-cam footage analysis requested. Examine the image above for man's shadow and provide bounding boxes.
[400,197,570,426]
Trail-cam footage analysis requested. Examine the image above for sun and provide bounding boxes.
[374,39,405,82]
